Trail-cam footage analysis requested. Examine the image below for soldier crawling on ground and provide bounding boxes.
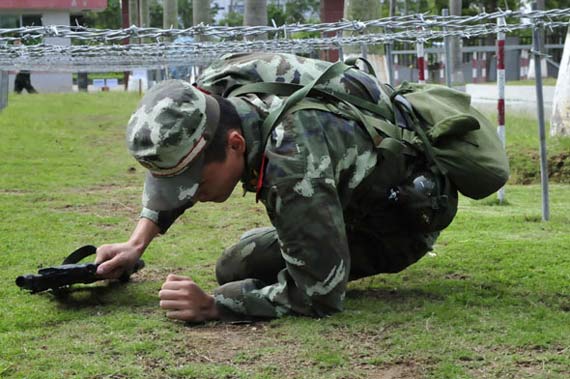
[94,53,508,322]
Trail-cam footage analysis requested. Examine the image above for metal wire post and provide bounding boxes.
[336,31,344,62]
[443,9,452,87]
[385,27,394,86]
[0,71,8,111]
[531,3,550,221]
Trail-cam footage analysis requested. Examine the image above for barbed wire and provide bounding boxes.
[0,9,568,72]
[1,8,568,42]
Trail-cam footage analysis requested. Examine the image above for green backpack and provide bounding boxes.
[231,59,510,201]
[394,81,510,199]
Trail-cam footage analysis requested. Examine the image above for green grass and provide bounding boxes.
[506,78,557,86]
[1,92,569,378]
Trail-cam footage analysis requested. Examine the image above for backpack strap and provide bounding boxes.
[227,59,429,166]
[391,93,447,176]
[229,81,394,123]
[344,56,376,77]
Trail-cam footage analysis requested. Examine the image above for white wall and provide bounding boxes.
[32,10,73,93]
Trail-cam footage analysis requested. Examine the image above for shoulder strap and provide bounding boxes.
[229,80,394,123]
[287,100,407,157]
[344,56,377,77]
[227,59,431,164]
[258,61,350,147]
[62,245,97,265]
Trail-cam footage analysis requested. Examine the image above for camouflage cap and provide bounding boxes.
[126,79,220,211]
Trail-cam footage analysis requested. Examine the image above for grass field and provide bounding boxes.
[1,92,569,379]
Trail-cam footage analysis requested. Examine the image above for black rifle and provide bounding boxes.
[16,245,144,293]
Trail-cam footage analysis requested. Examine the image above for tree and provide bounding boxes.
[149,0,194,28]
[267,0,319,25]
[218,11,243,26]
[82,0,121,29]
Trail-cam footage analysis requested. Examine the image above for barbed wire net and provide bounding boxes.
[0,8,568,72]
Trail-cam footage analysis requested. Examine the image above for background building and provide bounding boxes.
[0,0,107,93]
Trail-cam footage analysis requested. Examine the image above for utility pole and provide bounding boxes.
[244,0,267,40]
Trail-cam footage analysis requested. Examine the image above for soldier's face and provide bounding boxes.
[195,131,246,203]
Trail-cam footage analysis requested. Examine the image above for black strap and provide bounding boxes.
[62,245,97,265]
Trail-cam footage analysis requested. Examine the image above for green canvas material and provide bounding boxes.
[398,82,510,199]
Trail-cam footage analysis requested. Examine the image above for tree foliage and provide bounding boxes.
[82,0,121,28]
[267,0,319,25]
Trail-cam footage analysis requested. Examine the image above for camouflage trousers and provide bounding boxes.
[216,225,439,285]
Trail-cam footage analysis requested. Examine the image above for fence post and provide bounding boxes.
[385,27,394,86]
[497,15,507,203]
[443,9,452,87]
[481,51,488,82]
[336,31,344,62]
[520,49,530,79]
[472,51,478,83]
[416,34,426,84]
[531,3,550,221]
[360,43,368,60]
[0,71,8,111]
[394,54,400,85]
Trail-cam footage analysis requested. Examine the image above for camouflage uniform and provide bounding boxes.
[130,53,450,320]
[201,53,445,319]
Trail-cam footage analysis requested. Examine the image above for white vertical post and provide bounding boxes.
[336,31,344,62]
[551,26,570,136]
[497,16,507,203]
[481,52,487,82]
[439,53,445,83]
[394,54,400,85]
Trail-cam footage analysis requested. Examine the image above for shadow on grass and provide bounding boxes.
[345,278,567,313]
[41,280,152,310]
[346,287,444,302]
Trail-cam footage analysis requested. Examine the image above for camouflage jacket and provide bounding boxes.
[193,53,408,319]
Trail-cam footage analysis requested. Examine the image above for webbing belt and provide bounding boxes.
[228,59,439,170]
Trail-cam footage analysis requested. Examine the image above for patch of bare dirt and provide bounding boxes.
[134,322,429,378]
[358,363,423,379]
[511,150,570,184]
[0,189,31,195]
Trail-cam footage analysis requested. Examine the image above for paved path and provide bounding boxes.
[466,84,555,116]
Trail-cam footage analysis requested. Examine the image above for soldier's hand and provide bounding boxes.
[95,242,142,279]
[159,274,220,322]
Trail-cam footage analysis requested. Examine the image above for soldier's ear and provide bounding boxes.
[227,130,246,153]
